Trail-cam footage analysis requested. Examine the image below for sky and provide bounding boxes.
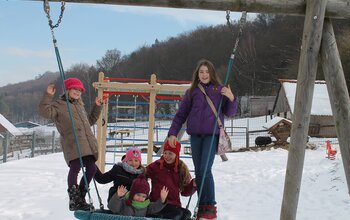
[0,0,246,87]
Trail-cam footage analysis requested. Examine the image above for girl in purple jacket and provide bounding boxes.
[168,59,238,220]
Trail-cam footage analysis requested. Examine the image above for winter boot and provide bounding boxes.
[78,186,94,211]
[67,185,91,211]
[197,205,217,220]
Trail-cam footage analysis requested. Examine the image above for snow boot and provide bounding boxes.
[67,185,91,211]
[78,185,94,211]
[197,205,217,220]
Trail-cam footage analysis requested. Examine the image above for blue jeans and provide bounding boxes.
[190,134,218,205]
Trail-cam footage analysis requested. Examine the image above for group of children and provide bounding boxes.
[39,59,237,220]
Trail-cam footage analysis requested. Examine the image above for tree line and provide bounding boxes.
[0,14,349,123]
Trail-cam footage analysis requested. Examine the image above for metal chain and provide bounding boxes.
[43,0,66,30]
[226,10,247,59]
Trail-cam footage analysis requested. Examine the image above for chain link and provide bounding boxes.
[43,0,65,30]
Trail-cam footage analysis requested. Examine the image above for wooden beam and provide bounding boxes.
[320,18,350,194]
[147,74,157,165]
[280,1,327,220]
[35,0,350,19]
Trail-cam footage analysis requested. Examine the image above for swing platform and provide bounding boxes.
[74,210,169,220]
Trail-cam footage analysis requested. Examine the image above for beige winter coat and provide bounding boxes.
[39,92,102,165]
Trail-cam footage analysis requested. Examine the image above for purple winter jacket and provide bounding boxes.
[168,82,238,136]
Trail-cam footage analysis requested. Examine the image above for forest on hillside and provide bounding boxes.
[0,14,349,123]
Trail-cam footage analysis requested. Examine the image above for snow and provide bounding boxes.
[1,146,350,220]
[283,81,332,116]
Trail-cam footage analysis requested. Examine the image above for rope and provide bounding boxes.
[43,0,104,211]
[191,10,247,219]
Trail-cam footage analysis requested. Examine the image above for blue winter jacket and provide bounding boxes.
[168,82,238,136]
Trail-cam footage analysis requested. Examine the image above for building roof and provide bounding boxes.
[14,121,41,128]
[263,116,292,130]
[0,114,22,136]
[280,79,332,116]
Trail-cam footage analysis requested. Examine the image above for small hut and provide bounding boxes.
[263,117,292,144]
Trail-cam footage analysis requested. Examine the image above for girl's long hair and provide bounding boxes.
[178,159,192,191]
[188,59,221,98]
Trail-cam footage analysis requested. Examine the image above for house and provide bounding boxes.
[249,96,276,117]
[272,79,335,137]
[0,114,22,136]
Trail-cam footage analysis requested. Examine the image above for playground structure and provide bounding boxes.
[37,1,350,220]
[93,72,191,171]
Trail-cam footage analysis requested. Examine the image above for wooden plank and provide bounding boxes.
[320,18,350,194]
[36,0,350,19]
[280,1,327,220]
[147,74,157,165]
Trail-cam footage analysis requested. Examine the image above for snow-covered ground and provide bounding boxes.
[1,146,349,220]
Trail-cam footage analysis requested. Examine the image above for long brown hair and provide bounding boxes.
[189,59,221,97]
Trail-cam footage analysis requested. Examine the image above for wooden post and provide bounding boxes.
[31,131,36,158]
[3,132,9,163]
[147,74,157,165]
[51,130,55,153]
[96,72,108,172]
[320,18,350,194]
[280,1,327,220]
[34,0,350,19]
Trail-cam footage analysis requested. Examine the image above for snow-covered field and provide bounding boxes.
[0,146,349,220]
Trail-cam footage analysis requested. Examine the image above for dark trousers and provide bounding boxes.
[147,204,192,220]
[67,155,97,189]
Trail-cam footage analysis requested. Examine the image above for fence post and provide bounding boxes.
[3,132,9,163]
[31,131,36,158]
[51,130,55,153]
[246,118,250,148]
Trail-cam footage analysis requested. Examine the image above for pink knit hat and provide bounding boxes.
[123,148,142,163]
[64,78,85,93]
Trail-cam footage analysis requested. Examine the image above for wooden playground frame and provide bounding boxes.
[93,72,190,171]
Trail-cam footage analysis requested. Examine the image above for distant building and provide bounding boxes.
[249,96,276,117]
[272,79,335,137]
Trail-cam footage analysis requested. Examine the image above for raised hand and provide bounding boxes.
[47,84,56,95]
[117,185,127,198]
[221,84,235,102]
[95,97,104,106]
[160,186,169,203]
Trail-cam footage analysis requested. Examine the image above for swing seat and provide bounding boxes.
[74,210,169,220]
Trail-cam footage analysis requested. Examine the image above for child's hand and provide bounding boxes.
[160,186,169,203]
[95,97,104,106]
[47,84,56,95]
[117,185,127,197]
[221,85,234,102]
[167,135,178,148]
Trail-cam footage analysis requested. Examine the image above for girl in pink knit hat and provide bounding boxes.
[39,78,104,211]
[94,147,145,203]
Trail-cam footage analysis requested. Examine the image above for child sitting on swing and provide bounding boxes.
[94,148,145,203]
[108,174,168,216]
